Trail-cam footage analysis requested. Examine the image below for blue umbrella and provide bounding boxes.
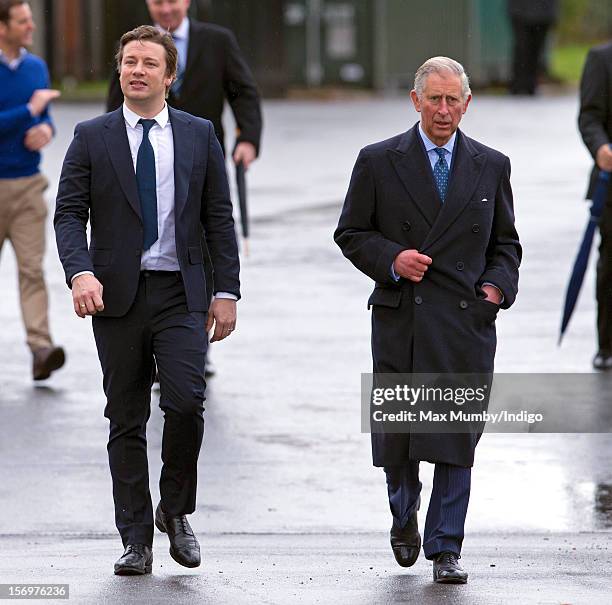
[559,165,610,344]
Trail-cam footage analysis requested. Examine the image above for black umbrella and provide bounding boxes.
[235,161,249,255]
[559,168,610,344]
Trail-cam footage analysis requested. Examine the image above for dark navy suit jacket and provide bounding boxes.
[54,106,240,317]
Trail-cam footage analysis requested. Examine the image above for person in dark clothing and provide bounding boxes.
[507,0,559,95]
[578,41,612,370]
[106,0,262,166]
[335,56,521,584]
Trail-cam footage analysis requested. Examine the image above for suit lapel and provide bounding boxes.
[420,130,486,251]
[103,109,142,221]
[387,124,441,227]
[169,107,194,219]
[182,20,203,90]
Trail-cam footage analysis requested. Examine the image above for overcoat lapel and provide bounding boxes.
[421,130,486,251]
[103,108,142,221]
[387,124,441,227]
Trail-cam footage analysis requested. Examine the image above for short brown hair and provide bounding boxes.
[115,25,178,90]
[0,0,27,24]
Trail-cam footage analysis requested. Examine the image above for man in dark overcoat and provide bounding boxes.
[578,41,612,370]
[335,56,521,583]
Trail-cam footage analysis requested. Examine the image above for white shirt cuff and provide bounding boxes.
[390,263,401,282]
[214,292,238,301]
[71,270,94,283]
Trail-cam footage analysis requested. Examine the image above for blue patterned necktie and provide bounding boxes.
[433,147,449,202]
[136,118,158,250]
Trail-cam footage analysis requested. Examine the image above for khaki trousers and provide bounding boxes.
[0,173,53,351]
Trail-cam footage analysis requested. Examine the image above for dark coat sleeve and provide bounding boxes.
[201,121,241,298]
[479,157,522,309]
[54,124,94,287]
[334,149,407,285]
[578,47,610,160]
[222,29,263,155]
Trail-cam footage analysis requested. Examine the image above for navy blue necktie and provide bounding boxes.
[136,118,158,250]
[433,147,449,202]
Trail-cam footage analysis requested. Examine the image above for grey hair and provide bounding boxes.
[414,56,471,100]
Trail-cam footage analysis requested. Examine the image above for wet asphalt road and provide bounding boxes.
[1,93,612,603]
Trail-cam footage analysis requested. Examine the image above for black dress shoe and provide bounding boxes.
[114,544,152,575]
[155,502,201,568]
[433,551,468,584]
[593,351,612,371]
[390,499,421,567]
[32,346,65,380]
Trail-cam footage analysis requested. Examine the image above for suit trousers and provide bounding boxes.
[0,173,53,351]
[597,201,612,353]
[92,271,207,547]
[385,462,471,559]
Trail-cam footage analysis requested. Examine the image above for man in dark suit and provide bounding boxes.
[578,42,612,370]
[335,57,521,584]
[106,0,262,167]
[507,0,559,96]
[54,25,240,575]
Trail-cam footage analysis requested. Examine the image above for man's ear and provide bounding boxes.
[410,89,421,113]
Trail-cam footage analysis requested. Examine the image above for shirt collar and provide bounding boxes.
[122,102,169,129]
[0,47,27,70]
[418,123,456,156]
[156,16,189,39]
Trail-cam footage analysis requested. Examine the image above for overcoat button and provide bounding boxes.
[472,224,480,233]
[402,221,411,231]
[459,300,468,309]
[456,261,464,271]
[415,296,423,305]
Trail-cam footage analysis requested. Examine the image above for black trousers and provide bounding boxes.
[385,463,471,560]
[510,18,550,95]
[92,271,207,547]
[598,202,612,353]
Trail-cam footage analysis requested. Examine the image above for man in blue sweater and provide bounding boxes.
[0,0,64,380]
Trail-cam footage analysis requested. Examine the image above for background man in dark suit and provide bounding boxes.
[507,0,559,96]
[106,0,262,168]
[335,57,521,584]
[578,41,612,371]
[107,0,260,378]
[55,25,240,575]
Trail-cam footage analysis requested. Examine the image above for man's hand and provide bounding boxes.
[393,250,433,282]
[24,123,53,151]
[72,274,104,318]
[27,88,61,117]
[232,142,257,170]
[596,143,612,172]
[481,284,503,305]
[206,298,237,342]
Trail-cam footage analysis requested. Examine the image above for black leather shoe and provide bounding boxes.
[433,551,468,584]
[390,497,421,567]
[593,351,612,371]
[155,502,201,568]
[114,544,152,575]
